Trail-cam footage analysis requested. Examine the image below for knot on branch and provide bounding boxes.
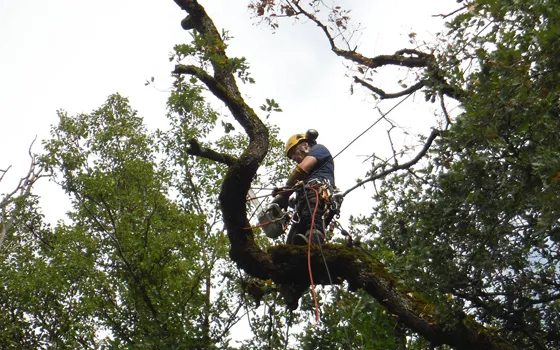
[187,138,201,154]
[181,14,195,30]
[241,279,275,307]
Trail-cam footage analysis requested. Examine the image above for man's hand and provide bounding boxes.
[272,186,295,197]
[272,186,292,197]
[272,187,282,197]
[271,194,289,209]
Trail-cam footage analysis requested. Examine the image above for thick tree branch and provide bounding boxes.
[173,0,272,275]
[348,51,432,69]
[262,244,513,350]
[344,129,441,196]
[186,138,237,166]
[173,65,256,133]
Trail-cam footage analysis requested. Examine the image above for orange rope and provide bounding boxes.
[244,220,276,230]
[307,186,321,325]
[249,182,322,323]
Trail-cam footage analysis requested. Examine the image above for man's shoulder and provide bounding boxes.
[309,143,331,156]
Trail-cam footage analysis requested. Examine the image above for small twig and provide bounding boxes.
[354,76,425,99]
[432,4,469,19]
[440,93,452,129]
[0,165,12,182]
[387,126,399,166]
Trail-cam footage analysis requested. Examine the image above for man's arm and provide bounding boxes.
[285,155,317,187]
[297,155,317,175]
[272,155,318,208]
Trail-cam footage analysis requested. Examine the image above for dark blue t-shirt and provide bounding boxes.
[306,144,335,185]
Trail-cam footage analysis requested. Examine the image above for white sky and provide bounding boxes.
[1,0,457,344]
[1,0,456,223]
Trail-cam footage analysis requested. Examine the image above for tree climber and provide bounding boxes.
[265,130,341,310]
[271,129,340,245]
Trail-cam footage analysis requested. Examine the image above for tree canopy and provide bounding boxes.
[1,0,559,349]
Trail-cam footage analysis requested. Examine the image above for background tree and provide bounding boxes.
[0,142,43,250]
[0,88,290,347]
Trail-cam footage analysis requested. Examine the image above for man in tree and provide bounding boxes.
[271,129,338,245]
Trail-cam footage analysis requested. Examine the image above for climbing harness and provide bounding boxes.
[249,179,343,242]
[290,179,343,241]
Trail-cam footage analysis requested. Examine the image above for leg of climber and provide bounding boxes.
[294,186,325,245]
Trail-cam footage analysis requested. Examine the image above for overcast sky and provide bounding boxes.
[1,0,455,221]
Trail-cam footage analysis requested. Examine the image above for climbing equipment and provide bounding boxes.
[303,179,343,237]
[305,184,321,324]
[246,93,415,340]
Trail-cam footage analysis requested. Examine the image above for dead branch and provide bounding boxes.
[0,138,44,249]
[343,129,441,196]
[433,4,469,19]
[256,1,466,102]
[440,92,453,128]
[291,0,433,69]
[0,165,12,183]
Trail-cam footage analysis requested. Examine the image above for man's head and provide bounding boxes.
[285,130,319,163]
[289,141,311,163]
[285,134,309,163]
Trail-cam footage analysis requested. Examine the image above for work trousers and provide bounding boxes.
[285,184,326,245]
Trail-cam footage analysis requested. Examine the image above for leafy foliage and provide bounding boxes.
[248,0,560,348]
[0,93,240,347]
[4,0,560,348]
[295,288,422,350]
[1,83,291,348]
[356,1,560,348]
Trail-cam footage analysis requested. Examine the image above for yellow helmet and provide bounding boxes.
[285,134,307,157]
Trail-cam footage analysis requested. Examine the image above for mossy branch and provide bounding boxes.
[186,138,237,166]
